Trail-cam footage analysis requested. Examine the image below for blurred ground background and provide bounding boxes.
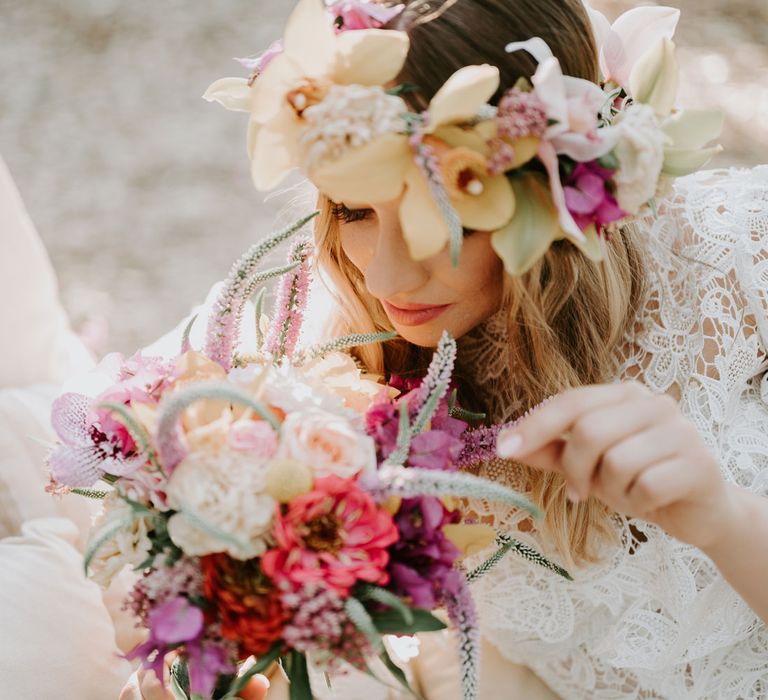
[1,0,766,355]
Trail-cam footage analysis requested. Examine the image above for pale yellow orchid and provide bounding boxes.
[313,64,516,260]
[203,0,410,190]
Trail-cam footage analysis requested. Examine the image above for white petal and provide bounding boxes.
[537,141,585,242]
[607,6,680,87]
[427,65,499,131]
[505,37,555,65]
[202,77,251,112]
[250,108,303,190]
[333,29,410,86]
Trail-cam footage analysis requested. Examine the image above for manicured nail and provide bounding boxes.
[498,432,523,457]
[566,485,581,503]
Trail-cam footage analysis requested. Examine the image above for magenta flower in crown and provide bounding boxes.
[563,160,626,232]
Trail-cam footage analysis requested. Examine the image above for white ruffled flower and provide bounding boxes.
[165,447,275,560]
[300,84,407,171]
[612,104,666,213]
[88,493,154,588]
[276,408,377,480]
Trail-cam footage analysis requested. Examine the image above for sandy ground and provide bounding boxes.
[1,0,766,354]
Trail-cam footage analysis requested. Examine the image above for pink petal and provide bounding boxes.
[150,597,204,644]
[536,141,585,242]
[51,392,92,445]
[49,443,105,487]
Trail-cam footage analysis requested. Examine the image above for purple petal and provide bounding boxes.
[51,393,92,445]
[49,443,105,487]
[150,597,204,645]
[186,641,236,697]
[564,185,599,215]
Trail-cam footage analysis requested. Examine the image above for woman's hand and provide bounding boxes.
[118,657,270,700]
[497,381,737,551]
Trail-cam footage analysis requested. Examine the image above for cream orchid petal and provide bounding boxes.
[453,175,515,231]
[537,141,585,242]
[442,523,497,557]
[628,38,679,116]
[248,52,301,123]
[282,0,336,76]
[505,136,540,169]
[662,145,723,177]
[333,29,410,86]
[433,125,488,154]
[426,65,500,132]
[399,166,450,260]
[202,77,252,112]
[310,133,410,203]
[246,119,261,160]
[661,109,724,150]
[250,108,303,190]
[490,173,561,276]
[606,6,680,88]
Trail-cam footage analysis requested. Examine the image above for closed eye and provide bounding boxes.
[330,202,375,224]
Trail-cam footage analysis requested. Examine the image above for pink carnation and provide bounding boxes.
[261,475,398,596]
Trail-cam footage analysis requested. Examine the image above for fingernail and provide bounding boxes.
[498,432,523,457]
[566,485,581,503]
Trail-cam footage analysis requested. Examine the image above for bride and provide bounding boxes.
[195,0,768,697]
[4,0,765,698]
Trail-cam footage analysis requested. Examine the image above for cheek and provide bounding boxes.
[450,233,504,303]
[339,224,374,273]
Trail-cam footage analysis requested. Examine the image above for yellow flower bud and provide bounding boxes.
[264,459,314,503]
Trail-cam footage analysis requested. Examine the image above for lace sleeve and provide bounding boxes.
[461,167,768,699]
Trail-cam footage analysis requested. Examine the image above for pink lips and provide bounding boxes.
[382,300,452,326]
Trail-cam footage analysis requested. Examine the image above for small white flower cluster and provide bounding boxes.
[88,493,154,588]
[166,447,275,560]
[300,84,407,170]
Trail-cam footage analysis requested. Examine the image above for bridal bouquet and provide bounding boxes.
[46,214,567,700]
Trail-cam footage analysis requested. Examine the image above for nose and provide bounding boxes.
[363,201,430,301]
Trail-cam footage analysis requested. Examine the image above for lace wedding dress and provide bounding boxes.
[450,166,768,699]
[307,166,768,700]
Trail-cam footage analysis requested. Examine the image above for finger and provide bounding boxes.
[237,675,270,700]
[498,382,649,460]
[562,396,679,501]
[118,674,143,700]
[626,458,692,516]
[138,666,173,700]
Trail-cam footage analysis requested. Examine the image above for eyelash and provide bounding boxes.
[330,202,374,223]
[330,202,476,237]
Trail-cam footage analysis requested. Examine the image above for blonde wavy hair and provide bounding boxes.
[314,0,648,565]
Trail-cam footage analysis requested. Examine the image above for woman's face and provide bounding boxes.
[335,197,505,347]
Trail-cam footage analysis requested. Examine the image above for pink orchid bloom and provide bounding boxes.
[329,1,405,31]
[585,4,680,90]
[235,39,284,77]
[505,37,620,244]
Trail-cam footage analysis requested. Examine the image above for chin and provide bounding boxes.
[392,321,466,348]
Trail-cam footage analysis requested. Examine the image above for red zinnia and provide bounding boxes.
[261,475,399,596]
[200,554,287,657]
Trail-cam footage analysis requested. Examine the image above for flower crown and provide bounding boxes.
[205,0,722,274]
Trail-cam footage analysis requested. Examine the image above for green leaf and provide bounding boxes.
[571,223,605,263]
[71,487,109,499]
[371,607,447,635]
[345,597,384,653]
[379,651,424,700]
[222,643,283,699]
[253,287,267,348]
[491,173,561,276]
[286,651,312,700]
[356,584,414,626]
[170,657,191,699]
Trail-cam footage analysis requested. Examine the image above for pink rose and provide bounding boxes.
[277,409,376,479]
